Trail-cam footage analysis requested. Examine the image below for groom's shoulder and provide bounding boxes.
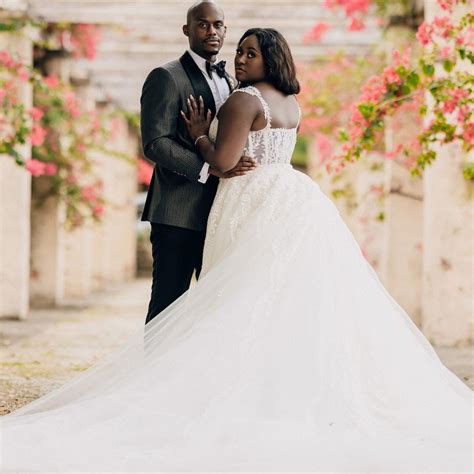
[143,58,184,85]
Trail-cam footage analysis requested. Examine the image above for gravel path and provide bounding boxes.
[0,278,472,416]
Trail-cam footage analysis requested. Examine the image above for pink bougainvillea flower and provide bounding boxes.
[437,0,454,12]
[322,0,369,16]
[316,134,332,160]
[462,123,474,145]
[44,75,60,89]
[347,17,365,31]
[29,124,47,147]
[138,158,154,186]
[0,50,15,67]
[64,91,81,117]
[43,163,58,176]
[440,45,453,58]
[360,75,387,103]
[456,105,469,124]
[392,47,412,68]
[416,22,433,46]
[25,159,46,176]
[81,185,99,202]
[382,65,401,85]
[92,204,105,217]
[432,15,453,39]
[385,144,403,159]
[466,26,474,47]
[303,21,330,43]
[70,24,101,60]
[29,107,44,121]
[67,174,78,185]
[17,67,29,82]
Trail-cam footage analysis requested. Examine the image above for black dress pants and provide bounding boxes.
[145,223,206,324]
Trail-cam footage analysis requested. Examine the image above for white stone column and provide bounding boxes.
[90,110,138,288]
[90,148,113,291]
[29,54,70,307]
[62,77,94,299]
[107,120,138,283]
[0,28,32,319]
[422,143,473,345]
[30,178,66,306]
[421,0,473,345]
[379,25,423,325]
[380,159,423,325]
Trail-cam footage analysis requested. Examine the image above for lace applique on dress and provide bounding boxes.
[231,86,298,165]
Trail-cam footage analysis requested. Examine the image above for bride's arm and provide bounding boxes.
[181,93,258,173]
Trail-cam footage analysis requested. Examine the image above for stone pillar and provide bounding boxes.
[29,55,70,307]
[30,178,66,306]
[0,27,32,319]
[380,159,423,325]
[107,120,138,283]
[62,76,94,299]
[90,148,113,291]
[421,0,473,346]
[90,109,138,289]
[422,143,473,345]
[379,24,423,325]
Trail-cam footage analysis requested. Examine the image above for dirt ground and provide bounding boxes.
[1,278,472,416]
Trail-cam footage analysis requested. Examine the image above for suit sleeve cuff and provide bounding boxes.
[198,162,210,183]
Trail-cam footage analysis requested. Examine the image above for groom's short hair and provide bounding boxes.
[186,0,221,24]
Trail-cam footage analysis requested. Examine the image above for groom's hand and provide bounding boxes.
[210,156,257,179]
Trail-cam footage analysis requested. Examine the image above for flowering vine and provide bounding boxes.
[333,3,473,177]
[0,49,134,229]
[41,22,101,60]
[305,0,473,179]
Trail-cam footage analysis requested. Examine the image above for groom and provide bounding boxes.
[140,0,255,324]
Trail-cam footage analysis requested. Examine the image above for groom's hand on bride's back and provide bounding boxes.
[210,155,257,179]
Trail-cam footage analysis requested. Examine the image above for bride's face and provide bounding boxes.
[234,35,266,84]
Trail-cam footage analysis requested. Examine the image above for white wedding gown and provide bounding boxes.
[1,86,472,472]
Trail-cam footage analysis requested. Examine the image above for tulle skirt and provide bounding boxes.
[1,164,472,472]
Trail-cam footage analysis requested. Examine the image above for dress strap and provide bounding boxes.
[233,86,271,128]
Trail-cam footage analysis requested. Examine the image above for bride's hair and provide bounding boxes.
[238,28,300,95]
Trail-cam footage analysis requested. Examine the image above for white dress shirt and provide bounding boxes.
[187,49,231,183]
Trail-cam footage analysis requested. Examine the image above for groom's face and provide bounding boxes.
[183,3,226,61]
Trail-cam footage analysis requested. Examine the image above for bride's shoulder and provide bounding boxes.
[232,85,259,96]
[218,87,260,118]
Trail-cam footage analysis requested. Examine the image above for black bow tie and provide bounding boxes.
[206,60,226,79]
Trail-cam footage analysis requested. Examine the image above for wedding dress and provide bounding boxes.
[1,86,472,472]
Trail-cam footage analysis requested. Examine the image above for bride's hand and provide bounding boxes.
[180,95,212,142]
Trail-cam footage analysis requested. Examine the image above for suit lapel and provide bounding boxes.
[179,51,216,117]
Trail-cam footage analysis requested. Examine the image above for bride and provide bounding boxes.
[1,28,472,472]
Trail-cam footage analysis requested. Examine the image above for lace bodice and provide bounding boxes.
[208,85,299,165]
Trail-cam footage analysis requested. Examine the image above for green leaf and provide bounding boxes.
[462,162,474,181]
[442,60,454,72]
[422,63,435,77]
[358,103,375,120]
[338,129,349,142]
[406,72,420,88]
[400,84,411,96]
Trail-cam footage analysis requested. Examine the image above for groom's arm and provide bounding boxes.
[140,67,206,182]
